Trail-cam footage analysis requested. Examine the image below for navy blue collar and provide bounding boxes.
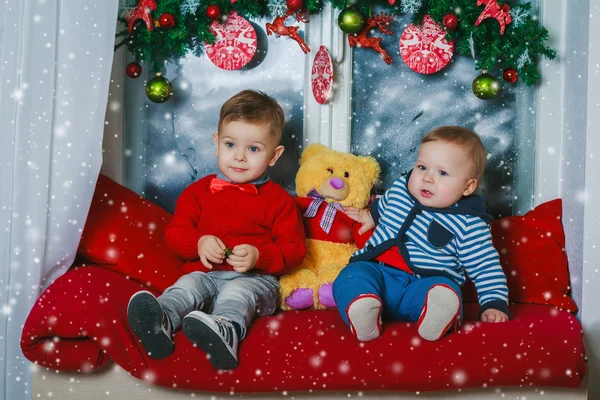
[403,169,492,223]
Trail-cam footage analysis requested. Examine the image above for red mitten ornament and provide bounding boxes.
[125,0,157,33]
[475,0,512,35]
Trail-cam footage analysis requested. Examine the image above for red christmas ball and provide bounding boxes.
[206,4,222,20]
[503,68,518,83]
[443,13,459,30]
[125,61,142,79]
[286,0,304,11]
[158,13,175,29]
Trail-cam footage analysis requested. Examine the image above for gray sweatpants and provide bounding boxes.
[157,270,279,339]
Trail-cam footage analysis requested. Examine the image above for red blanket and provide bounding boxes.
[21,263,585,393]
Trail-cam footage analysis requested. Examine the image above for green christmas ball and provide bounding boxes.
[338,7,365,34]
[472,72,499,100]
[146,74,173,103]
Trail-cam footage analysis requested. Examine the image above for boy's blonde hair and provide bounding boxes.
[421,126,487,182]
[218,90,285,143]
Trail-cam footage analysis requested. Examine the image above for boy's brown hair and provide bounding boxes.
[218,90,285,143]
[421,126,487,182]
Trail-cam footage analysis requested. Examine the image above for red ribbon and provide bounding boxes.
[209,178,258,195]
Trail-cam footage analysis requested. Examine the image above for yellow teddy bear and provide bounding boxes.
[281,143,380,310]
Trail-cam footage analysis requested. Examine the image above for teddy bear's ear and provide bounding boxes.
[359,156,381,184]
[300,143,330,166]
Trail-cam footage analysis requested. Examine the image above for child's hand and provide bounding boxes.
[197,235,226,269]
[480,308,509,323]
[225,244,259,273]
[344,207,375,235]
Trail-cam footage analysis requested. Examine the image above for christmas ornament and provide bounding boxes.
[146,73,173,103]
[286,0,303,11]
[180,0,201,16]
[516,50,531,70]
[337,8,365,35]
[400,0,422,14]
[400,14,454,74]
[126,61,142,78]
[502,67,518,83]
[266,9,311,54]
[125,0,157,33]
[205,12,258,70]
[348,13,394,65]
[311,46,334,104]
[158,13,175,29]
[206,4,222,20]
[508,6,530,28]
[267,0,288,16]
[443,13,459,30]
[475,0,512,35]
[472,71,499,99]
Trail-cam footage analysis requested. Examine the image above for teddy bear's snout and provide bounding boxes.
[329,177,345,190]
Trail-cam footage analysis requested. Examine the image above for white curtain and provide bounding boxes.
[0,1,118,399]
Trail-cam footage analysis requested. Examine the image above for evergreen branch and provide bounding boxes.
[117,0,556,85]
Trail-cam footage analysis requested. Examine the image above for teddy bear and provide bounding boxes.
[280,143,380,310]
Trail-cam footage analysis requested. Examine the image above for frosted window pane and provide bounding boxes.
[123,19,306,213]
[350,13,536,218]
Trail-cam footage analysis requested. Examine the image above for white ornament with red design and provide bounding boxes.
[205,12,257,70]
[311,46,334,104]
[399,14,454,74]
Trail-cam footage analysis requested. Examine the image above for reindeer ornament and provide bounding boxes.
[266,8,311,54]
[348,13,395,65]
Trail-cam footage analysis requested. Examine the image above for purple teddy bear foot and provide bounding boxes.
[318,283,336,308]
[285,288,314,310]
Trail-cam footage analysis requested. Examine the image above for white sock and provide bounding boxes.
[347,295,382,342]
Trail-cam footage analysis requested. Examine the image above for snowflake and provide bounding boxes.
[267,0,288,17]
[516,50,531,69]
[180,0,201,16]
[401,0,422,14]
[509,6,530,28]
[118,0,138,18]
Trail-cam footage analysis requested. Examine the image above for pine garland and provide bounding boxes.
[116,0,556,85]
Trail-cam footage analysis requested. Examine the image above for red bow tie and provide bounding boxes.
[209,178,258,195]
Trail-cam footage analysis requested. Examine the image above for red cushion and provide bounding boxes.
[77,174,184,292]
[21,264,586,392]
[462,199,577,311]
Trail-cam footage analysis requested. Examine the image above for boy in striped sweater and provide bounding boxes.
[333,126,509,342]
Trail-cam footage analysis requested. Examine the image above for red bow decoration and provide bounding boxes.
[209,178,258,195]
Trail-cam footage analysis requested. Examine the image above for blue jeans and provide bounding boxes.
[332,261,462,326]
[157,271,279,339]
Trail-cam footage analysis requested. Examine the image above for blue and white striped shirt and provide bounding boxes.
[351,172,509,314]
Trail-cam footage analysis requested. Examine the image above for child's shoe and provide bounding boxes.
[417,284,460,341]
[127,290,174,359]
[346,294,382,341]
[182,311,239,370]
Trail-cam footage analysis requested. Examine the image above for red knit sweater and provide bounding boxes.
[165,175,306,275]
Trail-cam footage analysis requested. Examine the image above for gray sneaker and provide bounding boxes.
[127,290,173,359]
[182,311,239,370]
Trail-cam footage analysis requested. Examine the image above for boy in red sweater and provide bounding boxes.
[127,90,306,370]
